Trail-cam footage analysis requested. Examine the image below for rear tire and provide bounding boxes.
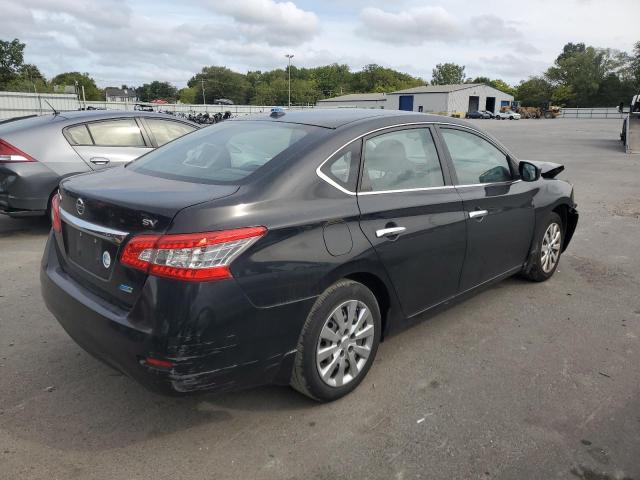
[291,280,381,402]
[521,212,563,282]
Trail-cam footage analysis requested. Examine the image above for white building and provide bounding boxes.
[386,84,514,115]
[316,93,386,109]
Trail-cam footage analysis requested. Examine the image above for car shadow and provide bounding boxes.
[1,337,315,452]
[0,273,529,453]
[0,215,50,236]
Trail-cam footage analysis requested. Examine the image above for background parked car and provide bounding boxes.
[496,110,521,120]
[481,110,495,119]
[465,111,492,119]
[0,111,198,217]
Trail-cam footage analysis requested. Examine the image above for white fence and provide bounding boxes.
[0,91,314,120]
[559,107,624,119]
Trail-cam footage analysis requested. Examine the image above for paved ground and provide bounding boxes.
[1,119,639,480]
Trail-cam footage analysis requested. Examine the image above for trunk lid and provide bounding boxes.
[56,166,238,307]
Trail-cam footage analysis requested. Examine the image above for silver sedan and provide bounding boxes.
[0,110,198,217]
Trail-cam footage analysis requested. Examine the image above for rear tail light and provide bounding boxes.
[0,139,36,163]
[120,227,267,281]
[51,192,61,233]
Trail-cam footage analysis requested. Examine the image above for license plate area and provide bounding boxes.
[62,223,119,280]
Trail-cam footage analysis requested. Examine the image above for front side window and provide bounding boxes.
[440,128,512,185]
[87,119,146,147]
[129,121,318,183]
[361,128,444,192]
[145,118,196,146]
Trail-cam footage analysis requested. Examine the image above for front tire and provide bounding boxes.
[521,212,563,282]
[291,280,381,402]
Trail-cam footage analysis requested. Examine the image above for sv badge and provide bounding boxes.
[142,218,158,228]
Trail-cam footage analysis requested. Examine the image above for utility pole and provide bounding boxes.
[201,79,206,106]
[285,54,294,108]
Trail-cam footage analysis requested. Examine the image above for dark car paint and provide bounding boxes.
[41,111,578,395]
[0,111,198,216]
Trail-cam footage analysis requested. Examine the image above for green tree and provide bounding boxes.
[630,41,640,88]
[50,72,102,100]
[431,63,466,85]
[0,38,26,89]
[515,76,554,106]
[178,87,197,104]
[545,44,619,106]
[471,76,491,85]
[489,79,515,96]
[310,63,352,97]
[352,64,423,93]
[5,63,49,93]
[188,66,251,104]
[136,81,178,102]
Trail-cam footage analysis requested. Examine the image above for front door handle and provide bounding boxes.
[468,209,489,220]
[376,226,406,238]
[90,157,110,165]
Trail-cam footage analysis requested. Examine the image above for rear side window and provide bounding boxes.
[440,128,511,185]
[319,141,361,192]
[64,124,93,145]
[361,128,444,192]
[87,119,146,147]
[129,121,318,183]
[145,118,196,146]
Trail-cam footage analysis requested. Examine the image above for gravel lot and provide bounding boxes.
[1,118,639,480]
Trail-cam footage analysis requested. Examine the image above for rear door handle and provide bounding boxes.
[90,157,110,165]
[375,226,406,238]
[468,209,488,220]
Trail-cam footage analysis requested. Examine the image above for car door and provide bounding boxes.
[70,118,153,169]
[140,117,197,147]
[357,126,467,318]
[437,126,536,291]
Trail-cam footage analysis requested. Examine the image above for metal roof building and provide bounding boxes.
[386,84,514,115]
[316,93,386,109]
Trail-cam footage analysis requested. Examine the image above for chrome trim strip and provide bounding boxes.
[456,179,522,188]
[315,121,516,196]
[60,208,129,245]
[358,185,456,195]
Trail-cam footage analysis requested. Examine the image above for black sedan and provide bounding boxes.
[466,110,491,119]
[41,109,578,401]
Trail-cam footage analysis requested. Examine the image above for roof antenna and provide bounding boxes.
[43,99,59,116]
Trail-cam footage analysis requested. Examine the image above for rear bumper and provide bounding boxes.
[40,233,314,395]
[0,163,59,216]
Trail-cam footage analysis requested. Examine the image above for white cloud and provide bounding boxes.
[357,6,460,45]
[200,0,319,46]
[1,0,639,88]
[357,7,523,45]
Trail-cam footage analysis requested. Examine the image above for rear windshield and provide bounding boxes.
[129,121,319,183]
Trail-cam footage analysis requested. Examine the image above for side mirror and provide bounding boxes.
[519,161,540,182]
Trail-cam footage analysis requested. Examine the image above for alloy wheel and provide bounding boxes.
[541,222,562,273]
[316,300,375,387]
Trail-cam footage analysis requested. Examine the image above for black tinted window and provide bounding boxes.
[362,128,444,192]
[319,141,361,192]
[129,121,317,183]
[441,128,512,184]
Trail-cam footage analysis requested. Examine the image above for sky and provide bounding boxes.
[1,0,639,89]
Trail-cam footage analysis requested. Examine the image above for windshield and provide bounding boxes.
[129,120,320,184]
